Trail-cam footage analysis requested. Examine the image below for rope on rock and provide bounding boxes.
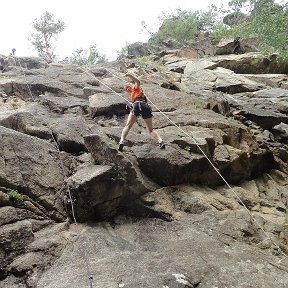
[49,131,94,288]
[49,131,77,224]
[82,68,130,104]
[13,60,94,288]
[83,66,288,260]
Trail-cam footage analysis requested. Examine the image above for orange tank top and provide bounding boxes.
[127,85,143,102]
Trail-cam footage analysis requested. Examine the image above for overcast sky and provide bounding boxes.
[2,0,230,61]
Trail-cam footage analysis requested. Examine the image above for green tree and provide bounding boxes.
[117,41,130,58]
[250,0,288,60]
[63,44,107,65]
[213,0,288,60]
[148,7,219,47]
[30,11,65,62]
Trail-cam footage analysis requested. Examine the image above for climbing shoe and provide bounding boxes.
[159,141,166,149]
[118,143,124,152]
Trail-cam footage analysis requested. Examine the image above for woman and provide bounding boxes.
[118,73,165,152]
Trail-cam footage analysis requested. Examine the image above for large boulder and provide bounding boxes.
[127,42,151,57]
[223,12,250,27]
[183,61,265,94]
[84,132,156,193]
[48,115,91,154]
[0,220,34,277]
[0,56,48,72]
[88,92,127,117]
[0,110,51,139]
[133,143,213,186]
[40,93,89,115]
[0,64,102,99]
[66,165,128,221]
[0,126,66,221]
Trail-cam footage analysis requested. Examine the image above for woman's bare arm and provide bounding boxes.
[125,73,140,88]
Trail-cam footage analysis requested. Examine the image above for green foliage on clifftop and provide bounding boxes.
[147,0,288,61]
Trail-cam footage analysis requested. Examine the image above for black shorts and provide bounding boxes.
[131,101,153,119]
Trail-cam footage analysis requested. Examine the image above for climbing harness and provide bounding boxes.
[83,66,288,260]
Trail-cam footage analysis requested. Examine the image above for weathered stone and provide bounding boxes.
[0,42,288,287]
[0,56,48,71]
[84,132,156,194]
[66,164,128,221]
[0,110,51,139]
[213,144,250,182]
[89,67,108,77]
[0,64,102,99]
[40,93,89,114]
[0,126,66,221]
[89,93,127,117]
[48,115,91,154]
[36,217,288,288]
[83,86,109,96]
[238,107,288,129]
[127,42,151,57]
[0,206,45,226]
[133,144,212,186]
[0,220,34,254]
[0,191,10,206]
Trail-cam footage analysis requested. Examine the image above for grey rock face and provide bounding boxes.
[36,216,288,288]
[66,164,127,221]
[127,42,151,57]
[0,50,287,287]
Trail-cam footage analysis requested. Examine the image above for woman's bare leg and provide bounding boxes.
[143,117,162,142]
[120,113,137,142]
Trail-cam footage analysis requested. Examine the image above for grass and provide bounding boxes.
[135,56,151,63]
[135,55,164,70]
[177,133,185,139]
[108,136,118,148]
[0,74,21,81]
[176,82,186,91]
[47,119,60,127]
[10,98,18,108]
[136,126,143,134]
[7,190,24,202]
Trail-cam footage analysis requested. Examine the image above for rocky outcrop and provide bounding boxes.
[0,126,66,220]
[215,37,260,55]
[0,50,287,287]
[36,213,288,288]
[0,55,48,72]
[223,11,250,27]
[127,42,151,57]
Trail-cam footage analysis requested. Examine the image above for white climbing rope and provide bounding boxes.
[49,131,77,224]
[83,66,288,260]
[82,68,130,104]
[49,132,94,288]
[11,59,94,288]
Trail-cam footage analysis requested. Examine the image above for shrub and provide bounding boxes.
[7,190,24,202]
[148,7,219,48]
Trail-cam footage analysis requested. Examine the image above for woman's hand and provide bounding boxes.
[124,73,140,87]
